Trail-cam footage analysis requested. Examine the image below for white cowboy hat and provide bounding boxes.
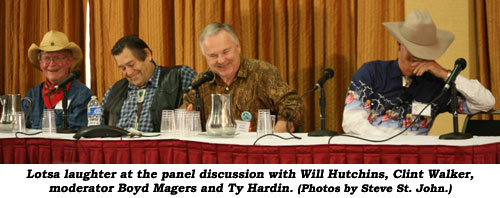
[28,30,82,70]
[383,9,455,60]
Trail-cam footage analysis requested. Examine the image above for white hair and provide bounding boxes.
[199,22,239,55]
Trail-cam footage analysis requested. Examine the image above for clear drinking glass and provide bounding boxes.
[42,109,57,134]
[11,112,26,133]
[257,109,272,137]
[160,110,175,135]
[185,111,202,137]
[270,114,276,133]
[174,109,187,136]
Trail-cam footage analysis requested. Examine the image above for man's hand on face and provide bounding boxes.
[412,60,449,80]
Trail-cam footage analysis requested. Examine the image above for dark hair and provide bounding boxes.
[111,35,152,61]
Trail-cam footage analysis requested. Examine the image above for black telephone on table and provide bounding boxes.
[73,125,130,140]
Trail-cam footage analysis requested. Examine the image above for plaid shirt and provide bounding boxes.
[101,64,196,132]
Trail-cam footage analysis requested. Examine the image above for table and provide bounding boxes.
[1,128,499,164]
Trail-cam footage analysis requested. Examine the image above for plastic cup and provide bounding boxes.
[160,110,175,135]
[257,109,273,136]
[42,109,57,134]
[11,112,26,133]
[270,114,276,133]
[174,109,187,136]
[185,111,202,137]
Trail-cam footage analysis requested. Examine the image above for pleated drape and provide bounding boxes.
[89,0,138,100]
[4,0,497,132]
[88,0,404,132]
[0,0,86,96]
[475,0,500,119]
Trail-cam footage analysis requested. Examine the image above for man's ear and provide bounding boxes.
[236,41,241,54]
[144,48,152,62]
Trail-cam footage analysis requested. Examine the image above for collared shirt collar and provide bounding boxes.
[128,61,160,90]
[236,57,249,79]
[389,59,404,79]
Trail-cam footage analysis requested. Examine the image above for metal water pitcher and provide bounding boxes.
[0,94,32,124]
[206,94,236,136]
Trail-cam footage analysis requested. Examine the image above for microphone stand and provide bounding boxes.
[308,85,339,136]
[57,86,76,133]
[194,88,206,132]
[439,82,472,139]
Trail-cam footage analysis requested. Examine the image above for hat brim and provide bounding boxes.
[28,42,83,70]
[383,22,455,60]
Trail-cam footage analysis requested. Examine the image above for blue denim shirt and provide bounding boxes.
[22,80,93,130]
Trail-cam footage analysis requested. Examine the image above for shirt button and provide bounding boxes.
[225,87,229,91]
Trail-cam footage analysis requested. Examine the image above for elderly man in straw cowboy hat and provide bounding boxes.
[342,9,495,136]
[22,30,93,130]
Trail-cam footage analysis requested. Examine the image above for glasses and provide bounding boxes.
[40,55,67,63]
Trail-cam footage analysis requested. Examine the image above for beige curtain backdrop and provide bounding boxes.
[88,0,404,132]
[0,0,86,96]
[475,0,500,119]
[8,1,496,132]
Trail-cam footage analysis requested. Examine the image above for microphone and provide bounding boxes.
[313,68,334,90]
[442,58,467,92]
[185,71,214,92]
[48,70,81,94]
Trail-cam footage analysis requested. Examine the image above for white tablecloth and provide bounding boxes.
[1,124,500,146]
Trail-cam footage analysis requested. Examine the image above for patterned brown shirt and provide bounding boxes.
[182,57,304,131]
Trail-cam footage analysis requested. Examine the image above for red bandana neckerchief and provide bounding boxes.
[43,80,73,109]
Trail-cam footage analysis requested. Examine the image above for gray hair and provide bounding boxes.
[199,22,239,54]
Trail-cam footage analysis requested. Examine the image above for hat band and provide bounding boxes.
[39,44,66,48]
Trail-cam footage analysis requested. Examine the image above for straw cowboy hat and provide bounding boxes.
[28,30,83,70]
[383,9,455,60]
